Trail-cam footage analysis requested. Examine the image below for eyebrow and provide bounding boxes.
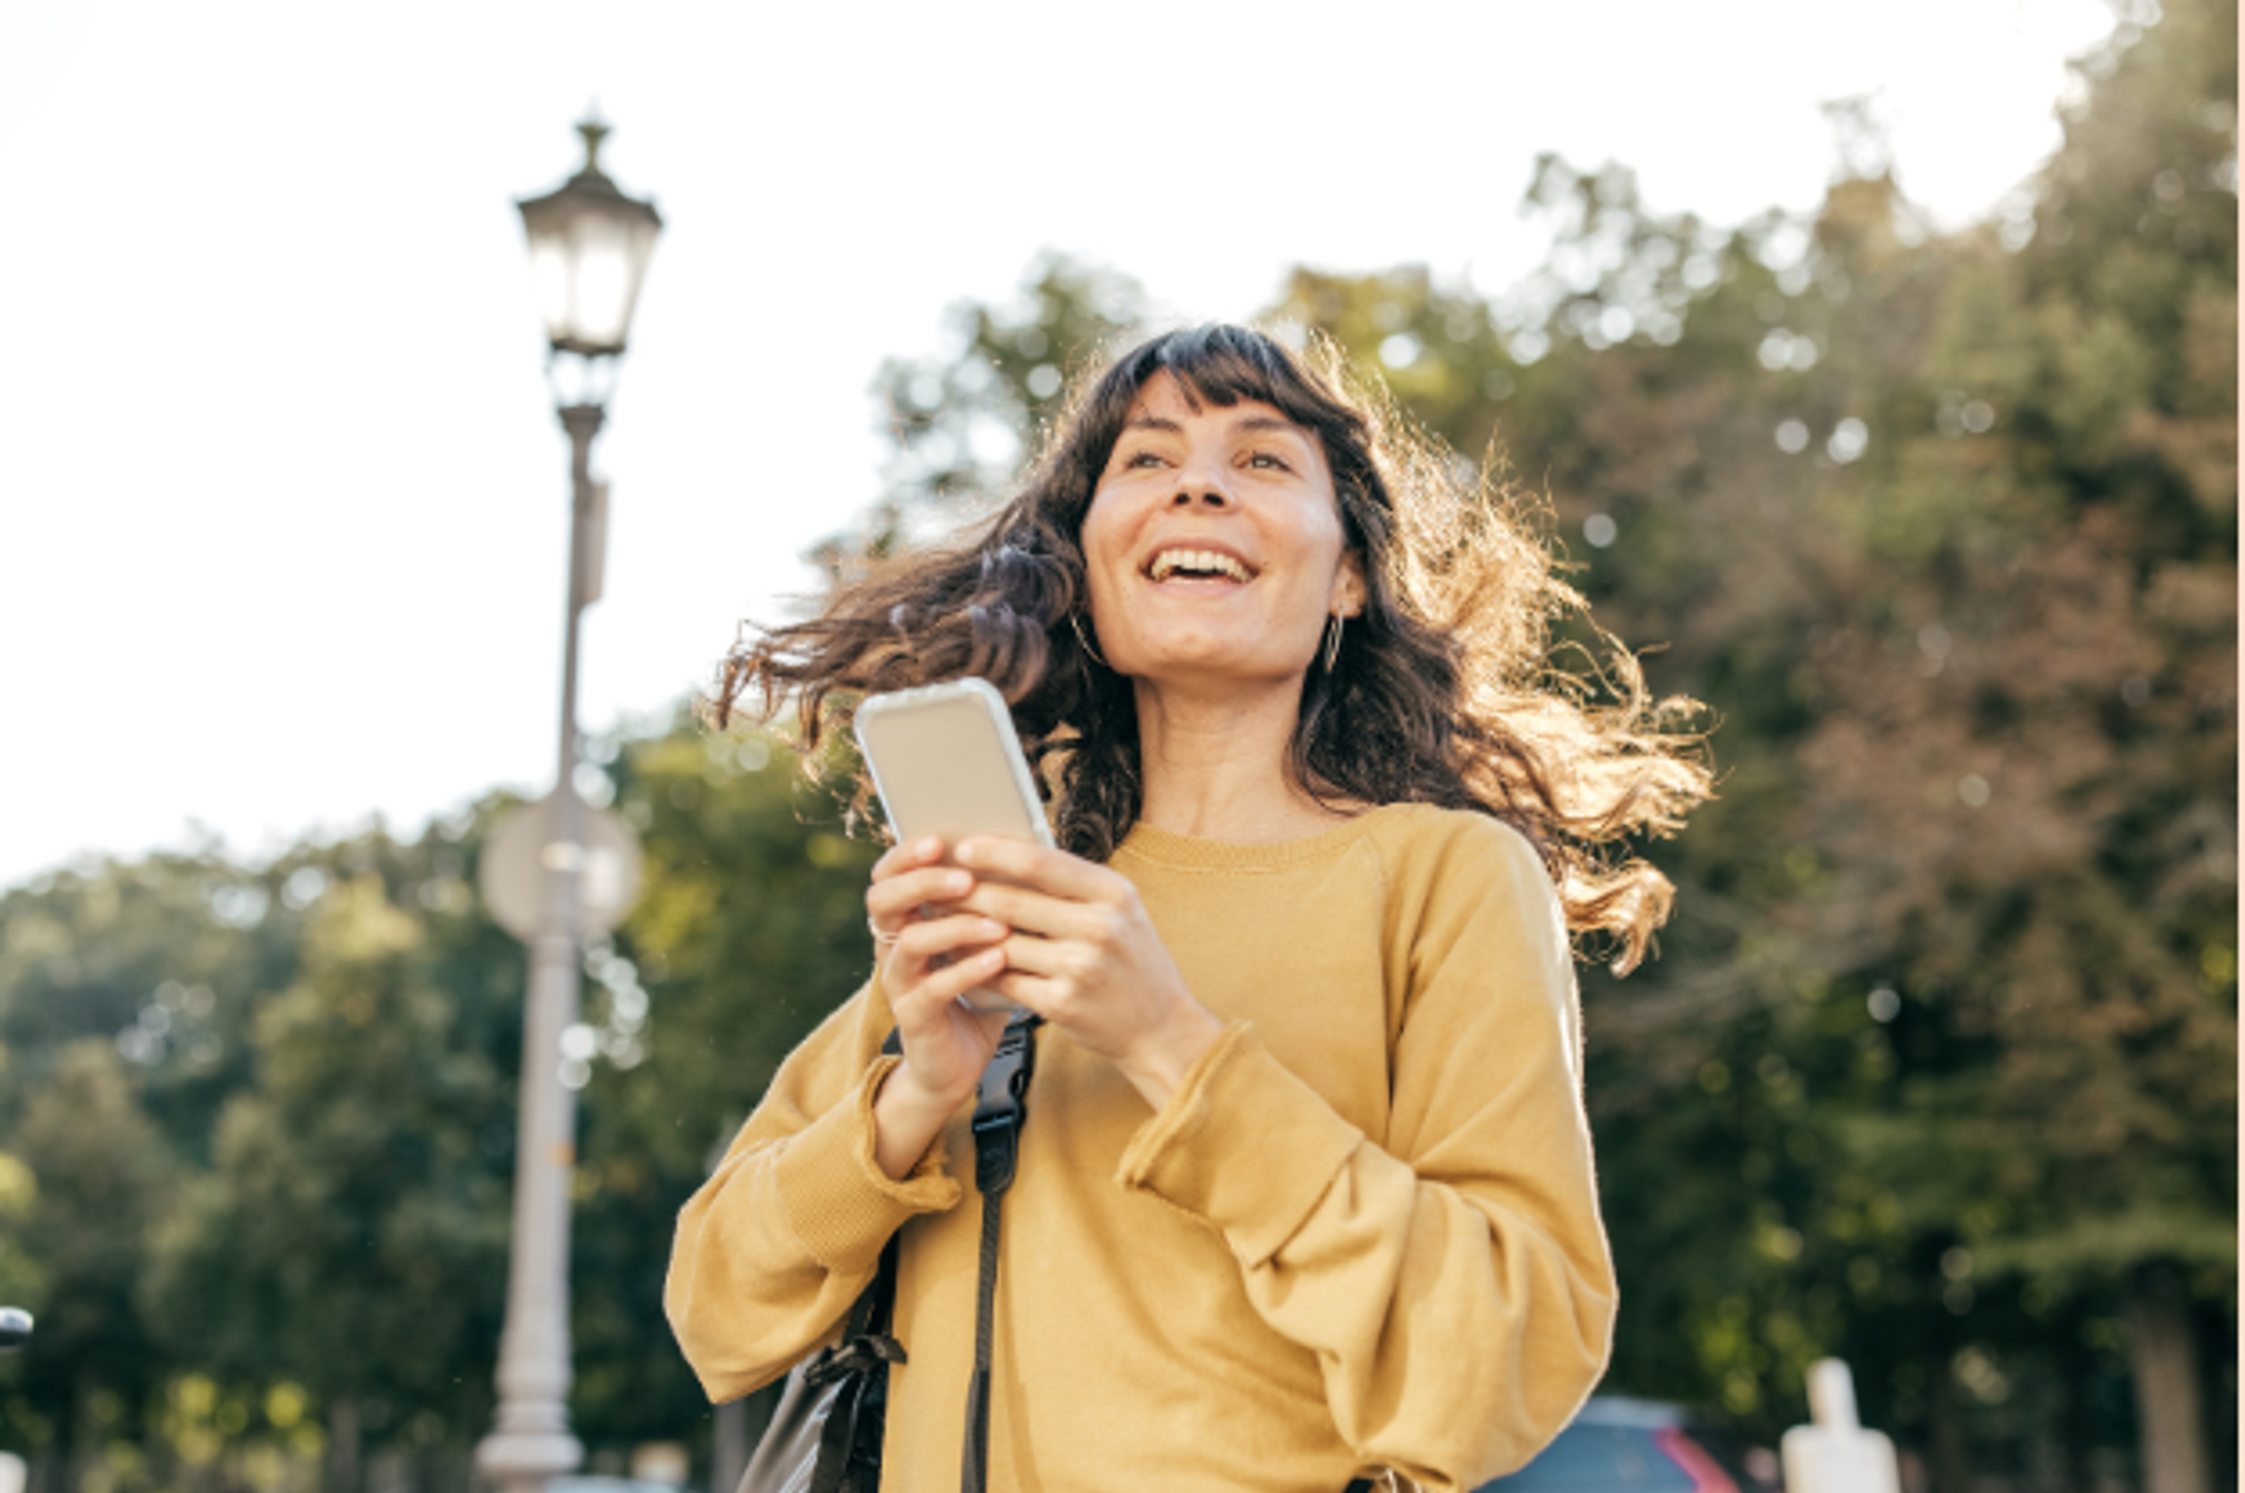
[1121,412,1310,438]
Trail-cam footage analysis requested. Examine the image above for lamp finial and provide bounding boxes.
[575,113,610,176]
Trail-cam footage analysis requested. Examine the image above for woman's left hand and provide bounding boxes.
[950,837,1226,1111]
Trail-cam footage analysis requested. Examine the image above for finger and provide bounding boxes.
[976,966,1059,1015]
[892,913,1009,969]
[870,835,948,884]
[867,865,976,930]
[908,944,1011,1008]
[883,927,1002,1008]
[988,929,1075,979]
[944,881,1097,942]
[953,838,1118,900]
[884,942,1001,1023]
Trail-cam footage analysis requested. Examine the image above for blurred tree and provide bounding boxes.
[0,814,520,1484]
[1270,264,1517,464]
[11,1041,175,1493]
[810,254,1146,579]
[1790,2,2238,1488]
[0,852,287,1170]
[146,872,511,1492]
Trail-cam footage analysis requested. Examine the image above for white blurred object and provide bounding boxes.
[628,1443,689,1486]
[479,793,643,941]
[1781,1359,1901,1493]
[0,1452,26,1493]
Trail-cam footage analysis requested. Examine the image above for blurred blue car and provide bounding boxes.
[1476,1396,1774,1493]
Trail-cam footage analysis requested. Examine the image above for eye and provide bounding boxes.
[1119,448,1166,470]
[1246,451,1294,472]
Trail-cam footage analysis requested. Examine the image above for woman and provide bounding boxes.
[666,325,1708,1490]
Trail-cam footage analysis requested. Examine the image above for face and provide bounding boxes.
[1080,372,1365,693]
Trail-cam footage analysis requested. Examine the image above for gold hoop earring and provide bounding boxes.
[1321,613,1344,673]
[1071,613,1109,669]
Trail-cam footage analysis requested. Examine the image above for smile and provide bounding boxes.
[1145,548,1255,584]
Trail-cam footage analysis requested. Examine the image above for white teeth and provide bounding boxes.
[1148,548,1252,583]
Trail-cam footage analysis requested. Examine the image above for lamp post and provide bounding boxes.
[476,113,661,1493]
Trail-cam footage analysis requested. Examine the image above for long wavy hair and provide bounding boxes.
[712,324,1709,972]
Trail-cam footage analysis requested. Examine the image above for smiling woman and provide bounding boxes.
[670,325,1712,1492]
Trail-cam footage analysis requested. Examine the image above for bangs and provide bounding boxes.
[1122,325,1363,439]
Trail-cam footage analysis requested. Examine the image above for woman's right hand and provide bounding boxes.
[865,836,1013,1179]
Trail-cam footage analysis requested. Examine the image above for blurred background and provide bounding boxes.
[0,1,2232,1491]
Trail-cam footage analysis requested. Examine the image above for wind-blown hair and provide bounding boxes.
[712,324,1709,972]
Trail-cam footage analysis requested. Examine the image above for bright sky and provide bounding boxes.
[1,0,2118,889]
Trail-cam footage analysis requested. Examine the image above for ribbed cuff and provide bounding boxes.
[776,1054,962,1273]
[1116,1022,1363,1267]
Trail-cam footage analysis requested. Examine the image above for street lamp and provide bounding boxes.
[476,113,661,1493]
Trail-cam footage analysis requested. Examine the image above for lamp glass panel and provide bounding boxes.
[529,241,572,346]
[570,223,634,351]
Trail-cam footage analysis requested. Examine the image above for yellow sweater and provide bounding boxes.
[666,804,1615,1491]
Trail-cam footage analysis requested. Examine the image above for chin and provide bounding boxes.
[1127,651,1307,692]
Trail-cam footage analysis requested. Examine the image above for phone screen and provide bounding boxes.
[854,680,1053,851]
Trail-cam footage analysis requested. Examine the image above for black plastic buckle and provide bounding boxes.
[804,1331,906,1386]
[970,1015,1039,1195]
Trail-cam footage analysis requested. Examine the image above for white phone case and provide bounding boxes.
[854,678,1053,1010]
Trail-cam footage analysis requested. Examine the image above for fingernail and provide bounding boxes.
[947,871,972,893]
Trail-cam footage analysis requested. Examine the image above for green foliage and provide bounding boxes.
[6,1041,175,1468]
[0,819,527,1483]
[813,255,1146,576]
[1270,265,1518,465]
[147,873,510,1422]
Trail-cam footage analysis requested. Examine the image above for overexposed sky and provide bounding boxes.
[1,0,2117,887]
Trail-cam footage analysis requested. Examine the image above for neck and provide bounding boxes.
[1128,676,1352,843]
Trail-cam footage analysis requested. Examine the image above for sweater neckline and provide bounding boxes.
[1113,802,1427,872]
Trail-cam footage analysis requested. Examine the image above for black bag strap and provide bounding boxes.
[791,1028,915,1493]
[801,1229,904,1493]
[802,1234,901,1380]
[960,1012,1039,1493]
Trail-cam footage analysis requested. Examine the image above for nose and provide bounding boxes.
[1171,454,1232,509]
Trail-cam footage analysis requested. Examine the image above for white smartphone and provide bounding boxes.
[854,678,1054,1009]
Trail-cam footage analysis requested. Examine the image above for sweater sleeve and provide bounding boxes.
[663,980,964,1402]
[1114,819,1614,1488]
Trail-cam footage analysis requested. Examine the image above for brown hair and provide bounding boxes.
[712,324,1709,972]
